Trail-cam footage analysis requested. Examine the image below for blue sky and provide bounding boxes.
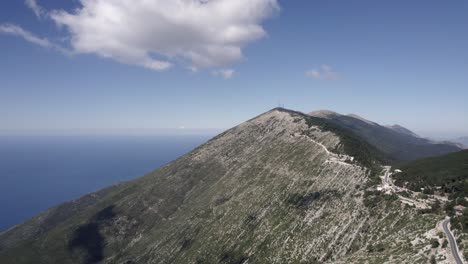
[1,0,467,138]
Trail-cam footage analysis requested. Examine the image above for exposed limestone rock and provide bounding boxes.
[0,108,441,263]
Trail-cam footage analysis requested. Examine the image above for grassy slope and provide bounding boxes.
[394,150,468,195]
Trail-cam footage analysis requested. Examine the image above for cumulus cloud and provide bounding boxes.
[40,0,279,72]
[213,69,235,79]
[305,65,340,80]
[25,0,46,19]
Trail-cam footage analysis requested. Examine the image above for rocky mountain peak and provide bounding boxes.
[0,108,449,264]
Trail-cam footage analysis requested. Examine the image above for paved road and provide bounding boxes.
[443,218,464,264]
[384,167,390,185]
[380,166,391,185]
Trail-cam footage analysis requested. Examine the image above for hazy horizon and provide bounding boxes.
[1,1,467,138]
[1,107,467,140]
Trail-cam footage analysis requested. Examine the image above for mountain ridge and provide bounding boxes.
[308,109,462,161]
[385,124,420,138]
[0,108,444,263]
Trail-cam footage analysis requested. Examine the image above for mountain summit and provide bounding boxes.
[0,108,445,263]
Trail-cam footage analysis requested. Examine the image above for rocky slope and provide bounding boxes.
[309,110,462,161]
[0,108,442,263]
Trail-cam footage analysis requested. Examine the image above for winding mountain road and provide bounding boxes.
[379,168,462,262]
[383,166,391,185]
[443,218,464,264]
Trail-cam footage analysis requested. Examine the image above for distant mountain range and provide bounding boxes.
[309,110,462,161]
[451,137,468,148]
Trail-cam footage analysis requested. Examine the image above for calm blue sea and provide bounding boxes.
[0,135,212,231]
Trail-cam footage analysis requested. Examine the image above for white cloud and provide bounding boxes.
[213,69,235,79]
[305,65,340,80]
[1,23,54,49]
[144,60,172,71]
[25,0,46,19]
[305,69,321,79]
[43,0,279,71]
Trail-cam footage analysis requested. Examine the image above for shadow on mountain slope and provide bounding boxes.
[68,206,116,264]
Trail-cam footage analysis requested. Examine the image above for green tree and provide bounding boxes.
[442,239,448,248]
[430,238,440,248]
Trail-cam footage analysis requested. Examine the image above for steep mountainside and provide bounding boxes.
[309,110,462,161]
[0,108,441,263]
[394,150,468,196]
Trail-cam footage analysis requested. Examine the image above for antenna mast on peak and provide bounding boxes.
[277,99,284,108]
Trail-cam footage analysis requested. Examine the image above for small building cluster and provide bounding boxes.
[454,205,466,216]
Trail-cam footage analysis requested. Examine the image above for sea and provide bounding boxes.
[0,134,213,231]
